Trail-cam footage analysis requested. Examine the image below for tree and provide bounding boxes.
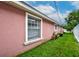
[64,10,79,31]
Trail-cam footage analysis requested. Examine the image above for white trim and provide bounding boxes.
[24,12,28,43]
[24,13,43,45]
[24,38,42,45]
[41,18,43,39]
[28,13,42,20]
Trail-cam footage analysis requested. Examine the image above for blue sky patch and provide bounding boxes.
[25,1,79,25]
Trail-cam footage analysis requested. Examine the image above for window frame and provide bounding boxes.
[24,13,43,45]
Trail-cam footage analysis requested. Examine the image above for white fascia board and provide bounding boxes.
[4,1,56,23]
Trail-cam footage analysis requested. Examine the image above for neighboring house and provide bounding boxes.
[0,1,64,56]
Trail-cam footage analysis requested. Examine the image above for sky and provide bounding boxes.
[25,1,79,25]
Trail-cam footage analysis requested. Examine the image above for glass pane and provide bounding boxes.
[28,15,41,41]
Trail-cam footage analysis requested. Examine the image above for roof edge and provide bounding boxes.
[4,1,57,24]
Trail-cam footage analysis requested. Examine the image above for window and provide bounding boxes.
[24,13,42,45]
[28,15,41,41]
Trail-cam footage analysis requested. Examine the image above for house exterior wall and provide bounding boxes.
[0,2,64,56]
[0,2,26,56]
[55,26,64,34]
[42,19,55,39]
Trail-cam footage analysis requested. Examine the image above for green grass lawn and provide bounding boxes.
[17,33,79,57]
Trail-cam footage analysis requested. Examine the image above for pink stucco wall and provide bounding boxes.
[0,2,64,56]
[0,2,26,56]
[42,19,55,39]
[42,19,64,39]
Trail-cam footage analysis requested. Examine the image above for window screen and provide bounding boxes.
[28,15,41,41]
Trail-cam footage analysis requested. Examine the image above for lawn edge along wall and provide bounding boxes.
[0,1,64,56]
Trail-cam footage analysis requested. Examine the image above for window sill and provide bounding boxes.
[24,38,43,46]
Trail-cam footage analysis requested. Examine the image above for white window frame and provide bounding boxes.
[24,13,43,45]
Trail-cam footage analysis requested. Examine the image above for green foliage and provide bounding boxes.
[17,33,79,57]
[64,10,79,31]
